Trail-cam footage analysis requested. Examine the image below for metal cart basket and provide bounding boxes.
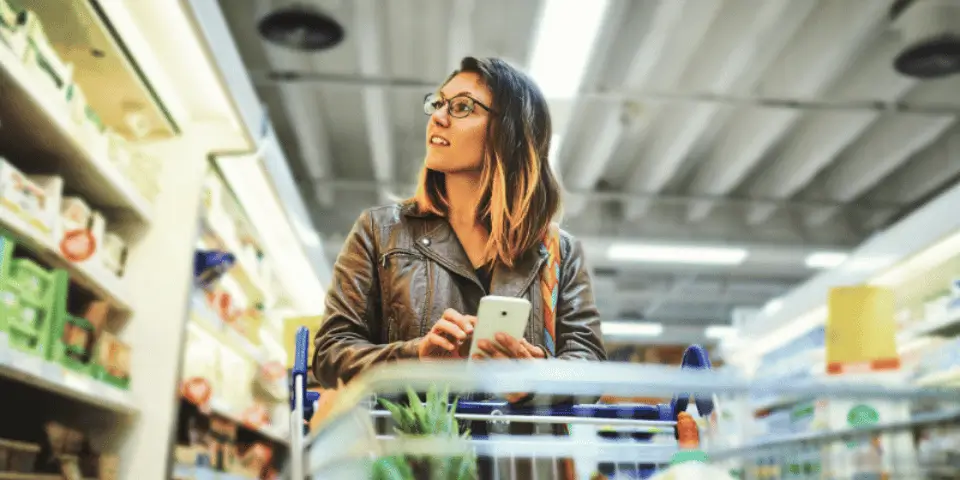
[287,327,960,479]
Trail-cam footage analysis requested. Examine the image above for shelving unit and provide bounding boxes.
[0,0,308,477]
[0,204,131,313]
[0,23,155,221]
[0,0,176,476]
[720,182,960,479]
[171,169,293,479]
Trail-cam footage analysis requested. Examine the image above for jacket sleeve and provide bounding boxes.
[313,209,420,388]
[554,235,607,361]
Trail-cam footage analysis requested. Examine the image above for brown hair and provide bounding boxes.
[410,57,562,268]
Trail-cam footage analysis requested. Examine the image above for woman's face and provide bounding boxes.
[424,72,493,173]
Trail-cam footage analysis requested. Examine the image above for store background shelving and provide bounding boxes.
[0,0,326,478]
[718,179,960,478]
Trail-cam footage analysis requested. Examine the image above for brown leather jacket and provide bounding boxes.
[313,203,607,388]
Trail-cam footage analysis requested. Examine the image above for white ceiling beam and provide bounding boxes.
[619,0,688,90]
[545,0,628,183]
[563,0,714,217]
[862,125,960,229]
[355,0,395,205]
[264,46,335,207]
[743,35,920,225]
[742,111,879,225]
[562,109,625,215]
[621,0,804,221]
[867,125,960,204]
[804,113,955,226]
[685,0,889,223]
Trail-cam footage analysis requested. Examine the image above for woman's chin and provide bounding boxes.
[425,156,480,174]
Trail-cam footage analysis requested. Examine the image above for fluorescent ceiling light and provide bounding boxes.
[528,0,611,99]
[607,243,749,265]
[705,325,737,340]
[805,251,849,269]
[601,321,663,337]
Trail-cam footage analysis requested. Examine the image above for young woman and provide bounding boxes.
[313,56,606,393]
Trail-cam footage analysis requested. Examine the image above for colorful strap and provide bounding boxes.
[540,224,561,356]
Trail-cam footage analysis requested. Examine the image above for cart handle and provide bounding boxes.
[290,327,321,424]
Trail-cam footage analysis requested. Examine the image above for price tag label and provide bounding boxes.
[11,351,42,376]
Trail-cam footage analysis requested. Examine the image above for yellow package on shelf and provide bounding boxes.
[826,285,900,375]
[283,315,324,370]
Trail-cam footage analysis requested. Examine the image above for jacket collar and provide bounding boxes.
[405,204,546,297]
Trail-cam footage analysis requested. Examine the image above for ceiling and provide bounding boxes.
[216,0,960,344]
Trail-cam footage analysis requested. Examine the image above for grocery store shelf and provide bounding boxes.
[0,205,132,312]
[189,296,266,365]
[900,309,960,342]
[916,367,960,387]
[206,397,288,445]
[0,474,96,480]
[198,216,269,306]
[172,464,256,480]
[0,38,152,222]
[0,333,137,415]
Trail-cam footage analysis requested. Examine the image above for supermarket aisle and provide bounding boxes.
[1,0,960,479]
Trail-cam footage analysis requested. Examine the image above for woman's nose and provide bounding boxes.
[431,106,450,127]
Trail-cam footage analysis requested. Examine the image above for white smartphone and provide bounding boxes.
[468,295,532,359]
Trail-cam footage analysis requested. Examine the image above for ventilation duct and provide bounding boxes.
[890,0,960,78]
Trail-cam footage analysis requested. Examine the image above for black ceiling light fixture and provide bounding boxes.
[890,0,960,79]
[257,4,345,52]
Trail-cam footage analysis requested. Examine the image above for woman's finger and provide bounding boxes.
[431,318,468,341]
[477,339,508,358]
[426,332,457,352]
[496,333,529,358]
[441,309,475,335]
[521,339,546,359]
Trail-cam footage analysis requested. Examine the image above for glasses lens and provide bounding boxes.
[448,97,474,117]
[423,93,443,115]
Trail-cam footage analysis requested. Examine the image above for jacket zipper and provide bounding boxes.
[420,262,434,337]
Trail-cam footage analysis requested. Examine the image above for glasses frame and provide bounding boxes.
[423,92,496,118]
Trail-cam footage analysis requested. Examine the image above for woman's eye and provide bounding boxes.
[451,100,472,113]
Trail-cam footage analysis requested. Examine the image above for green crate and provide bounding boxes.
[4,268,65,359]
[6,290,45,354]
[9,258,54,306]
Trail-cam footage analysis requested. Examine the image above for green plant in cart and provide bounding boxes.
[373,385,478,480]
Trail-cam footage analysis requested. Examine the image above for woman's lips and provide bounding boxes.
[429,134,450,146]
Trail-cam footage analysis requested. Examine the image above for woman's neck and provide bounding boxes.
[444,172,482,227]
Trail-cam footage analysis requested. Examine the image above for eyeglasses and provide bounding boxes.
[423,92,495,118]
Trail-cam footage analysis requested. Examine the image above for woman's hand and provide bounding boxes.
[472,332,546,360]
[418,308,477,359]
[472,333,545,403]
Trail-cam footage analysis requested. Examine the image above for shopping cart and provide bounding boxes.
[287,327,960,479]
